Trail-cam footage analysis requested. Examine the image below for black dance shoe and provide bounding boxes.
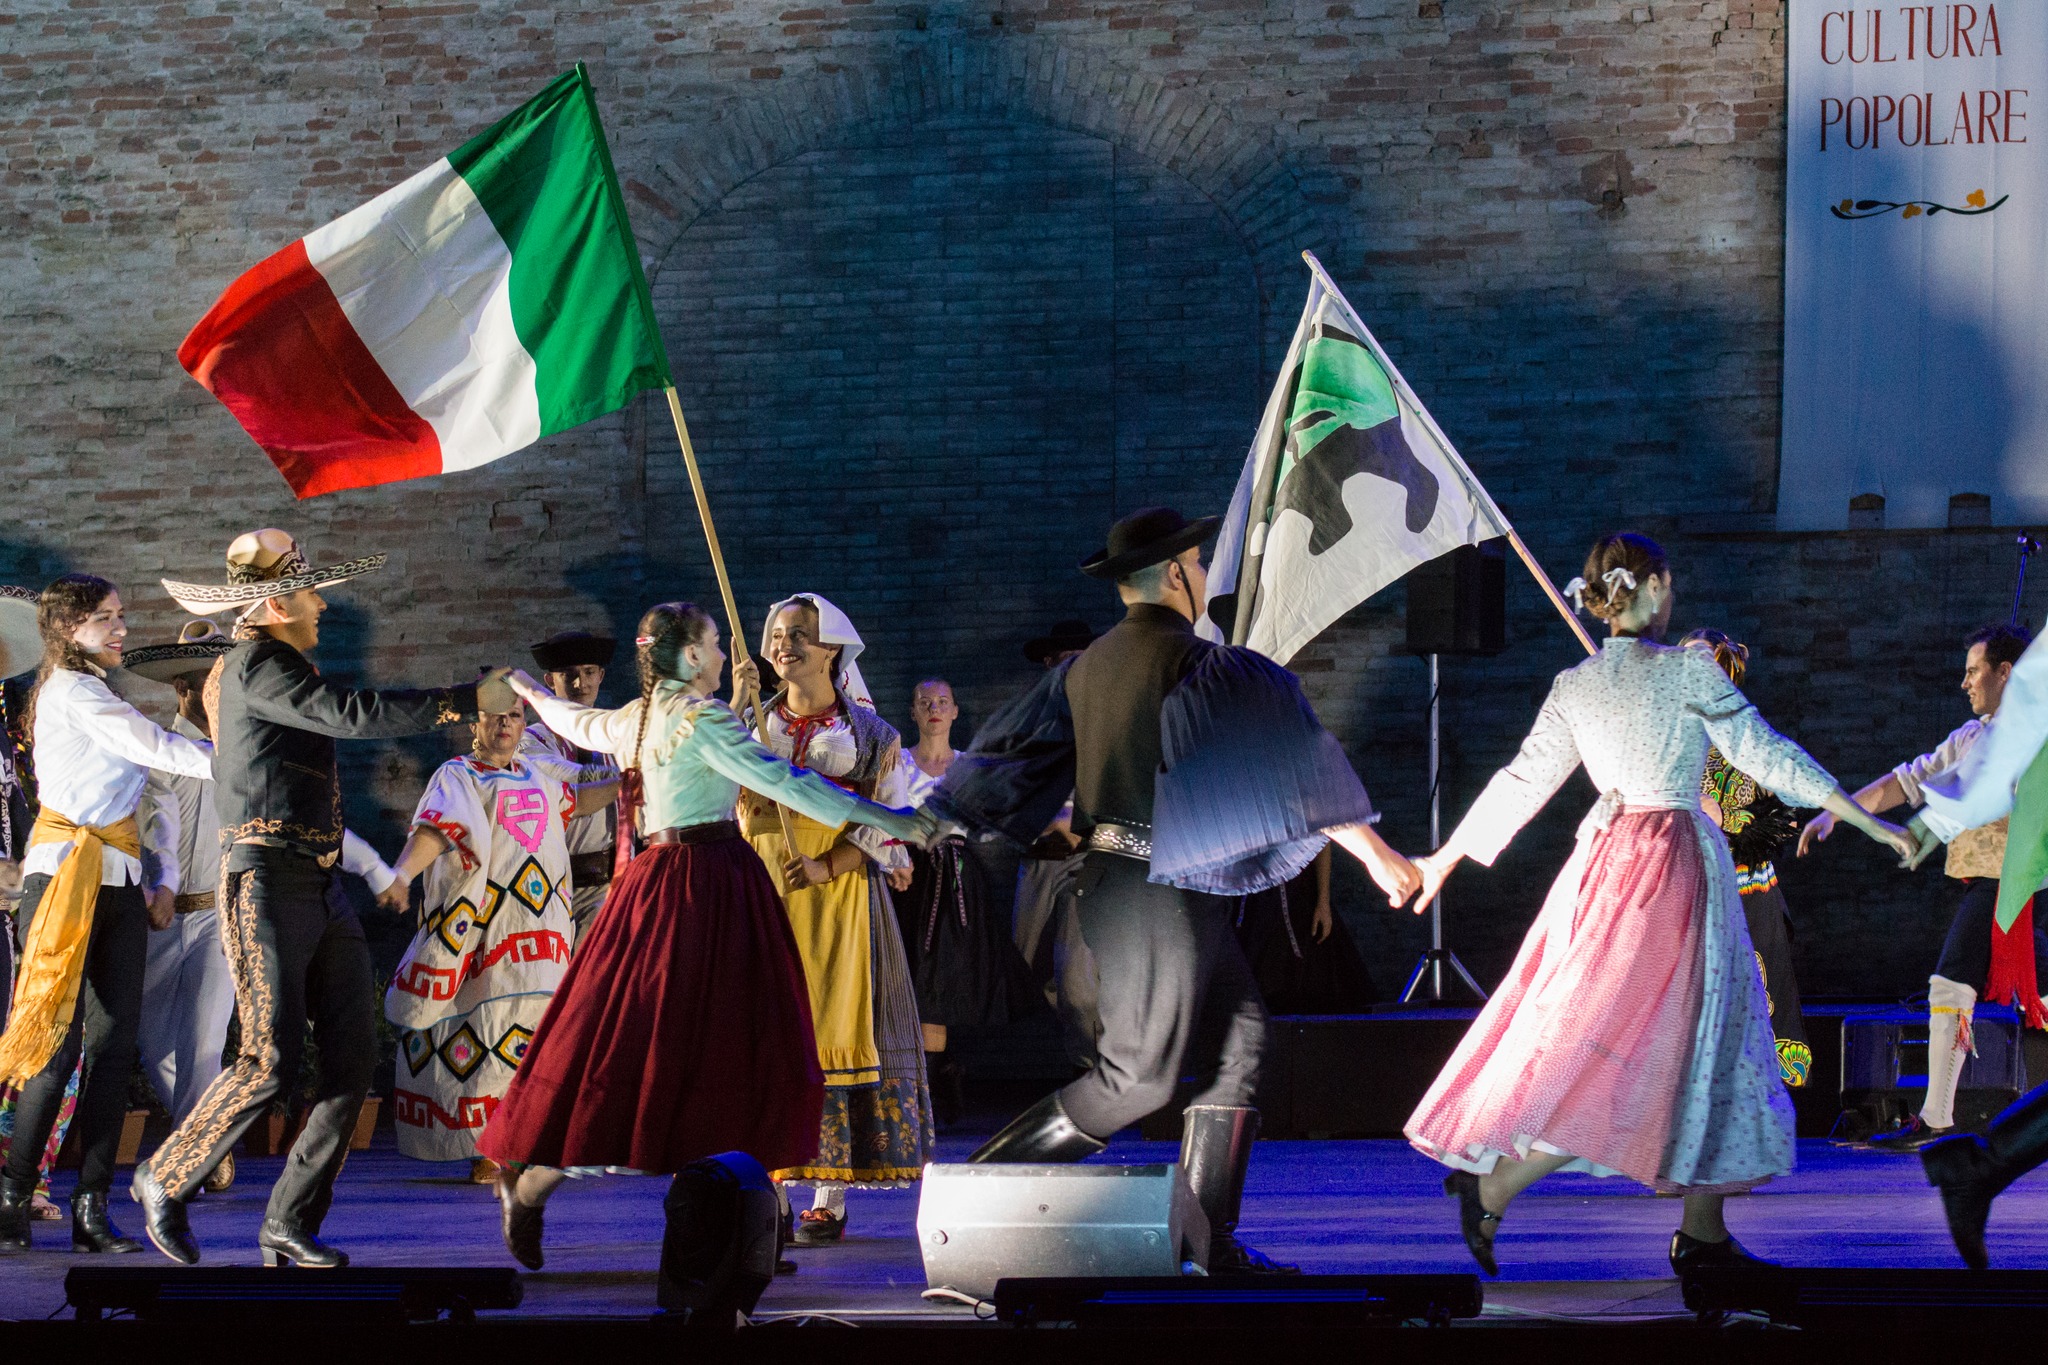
[129,1161,199,1265]
[1864,1115,1956,1153]
[258,1219,348,1268]
[1443,1171,1499,1277]
[0,1172,35,1253]
[495,1173,545,1270]
[1922,1133,2000,1270]
[71,1190,142,1254]
[1668,1230,1774,1277]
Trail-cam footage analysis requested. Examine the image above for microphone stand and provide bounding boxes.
[2014,534,2042,628]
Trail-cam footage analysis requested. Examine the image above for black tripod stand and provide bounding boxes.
[1400,653,1487,1003]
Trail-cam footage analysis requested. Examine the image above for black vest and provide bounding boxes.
[1063,603,1210,833]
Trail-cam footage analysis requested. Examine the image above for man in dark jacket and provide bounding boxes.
[929,508,1418,1272]
[132,530,509,1267]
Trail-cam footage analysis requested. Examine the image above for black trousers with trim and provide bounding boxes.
[145,846,375,1233]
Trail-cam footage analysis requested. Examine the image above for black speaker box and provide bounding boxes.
[1405,539,1506,657]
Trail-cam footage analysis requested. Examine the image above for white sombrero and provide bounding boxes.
[162,529,386,620]
[0,585,37,680]
[124,619,234,684]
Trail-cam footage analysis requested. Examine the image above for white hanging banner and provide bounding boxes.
[1781,1,2047,530]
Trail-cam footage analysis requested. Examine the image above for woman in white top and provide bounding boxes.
[1401,534,1915,1278]
[0,575,212,1254]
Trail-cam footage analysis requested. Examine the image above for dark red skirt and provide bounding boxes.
[478,836,824,1175]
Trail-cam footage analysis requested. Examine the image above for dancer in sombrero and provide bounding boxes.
[1402,532,1917,1277]
[131,530,506,1268]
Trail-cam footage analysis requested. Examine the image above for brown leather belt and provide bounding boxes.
[567,849,616,887]
[647,820,741,847]
[174,892,216,915]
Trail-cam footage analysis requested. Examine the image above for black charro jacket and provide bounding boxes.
[208,635,477,866]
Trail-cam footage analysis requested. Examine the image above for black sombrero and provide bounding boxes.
[1079,507,1221,580]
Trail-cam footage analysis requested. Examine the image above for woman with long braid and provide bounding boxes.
[474,602,923,1270]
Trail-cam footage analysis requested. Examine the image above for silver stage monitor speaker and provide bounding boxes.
[916,1163,1209,1301]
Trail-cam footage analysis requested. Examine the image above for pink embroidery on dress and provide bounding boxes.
[496,788,548,854]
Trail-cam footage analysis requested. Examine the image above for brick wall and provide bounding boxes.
[1,0,2020,995]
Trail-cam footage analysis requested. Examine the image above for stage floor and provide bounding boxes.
[2,1135,2027,1325]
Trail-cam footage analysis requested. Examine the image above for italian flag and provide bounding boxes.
[180,66,669,498]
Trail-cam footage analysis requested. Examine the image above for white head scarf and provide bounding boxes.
[761,592,874,711]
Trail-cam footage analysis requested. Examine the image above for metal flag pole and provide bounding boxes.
[1401,651,1488,1003]
[663,385,800,851]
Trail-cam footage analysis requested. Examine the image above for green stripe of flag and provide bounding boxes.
[449,64,670,433]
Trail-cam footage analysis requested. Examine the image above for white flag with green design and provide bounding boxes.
[1209,255,1512,665]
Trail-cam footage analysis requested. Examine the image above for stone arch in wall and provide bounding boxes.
[624,40,1327,726]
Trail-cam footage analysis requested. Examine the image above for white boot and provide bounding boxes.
[1921,975,1978,1132]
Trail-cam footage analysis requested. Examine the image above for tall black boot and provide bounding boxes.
[1923,1081,2048,1269]
[967,1092,1107,1164]
[0,1172,34,1253]
[1180,1105,1296,1274]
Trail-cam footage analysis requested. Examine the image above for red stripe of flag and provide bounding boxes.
[177,239,442,499]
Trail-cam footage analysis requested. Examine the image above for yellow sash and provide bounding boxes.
[0,810,141,1085]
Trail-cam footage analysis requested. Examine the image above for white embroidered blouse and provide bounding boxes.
[1453,637,1839,866]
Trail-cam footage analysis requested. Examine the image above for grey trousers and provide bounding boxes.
[144,847,375,1234]
[1056,852,1267,1138]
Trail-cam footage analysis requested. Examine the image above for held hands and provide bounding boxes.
[1406,849,1458,916]
[1902,814,1945,871]
[374,878,411,915]
[145,886,176,932]
[887,865,915,893]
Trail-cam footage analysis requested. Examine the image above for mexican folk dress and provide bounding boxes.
[386,753,577,1161]
[1405,637,1839,1194]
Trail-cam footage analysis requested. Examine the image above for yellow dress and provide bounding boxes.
[747,696,932,1186]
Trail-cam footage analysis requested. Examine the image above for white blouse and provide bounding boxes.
[1454,637,1838,866]
[25,669,214,886]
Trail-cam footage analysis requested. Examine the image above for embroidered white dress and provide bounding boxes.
[386,753,578,1161]
[1405,638,1839,1192]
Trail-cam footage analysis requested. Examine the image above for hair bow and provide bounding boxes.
[1602,567,1638,593]
[1562,576,1589,611]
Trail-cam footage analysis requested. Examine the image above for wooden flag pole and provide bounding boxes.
[1296,251,1597,659]
[1506,529,1598,657]
[662,385,801,850]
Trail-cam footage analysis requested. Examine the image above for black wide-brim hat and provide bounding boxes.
[530,629,617,672]
[1023,619,1098,664]
[1079,507,1221,580]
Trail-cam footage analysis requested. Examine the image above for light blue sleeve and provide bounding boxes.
[690,704,866,829]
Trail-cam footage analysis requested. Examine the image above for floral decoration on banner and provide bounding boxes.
[1832,189,2008,220]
